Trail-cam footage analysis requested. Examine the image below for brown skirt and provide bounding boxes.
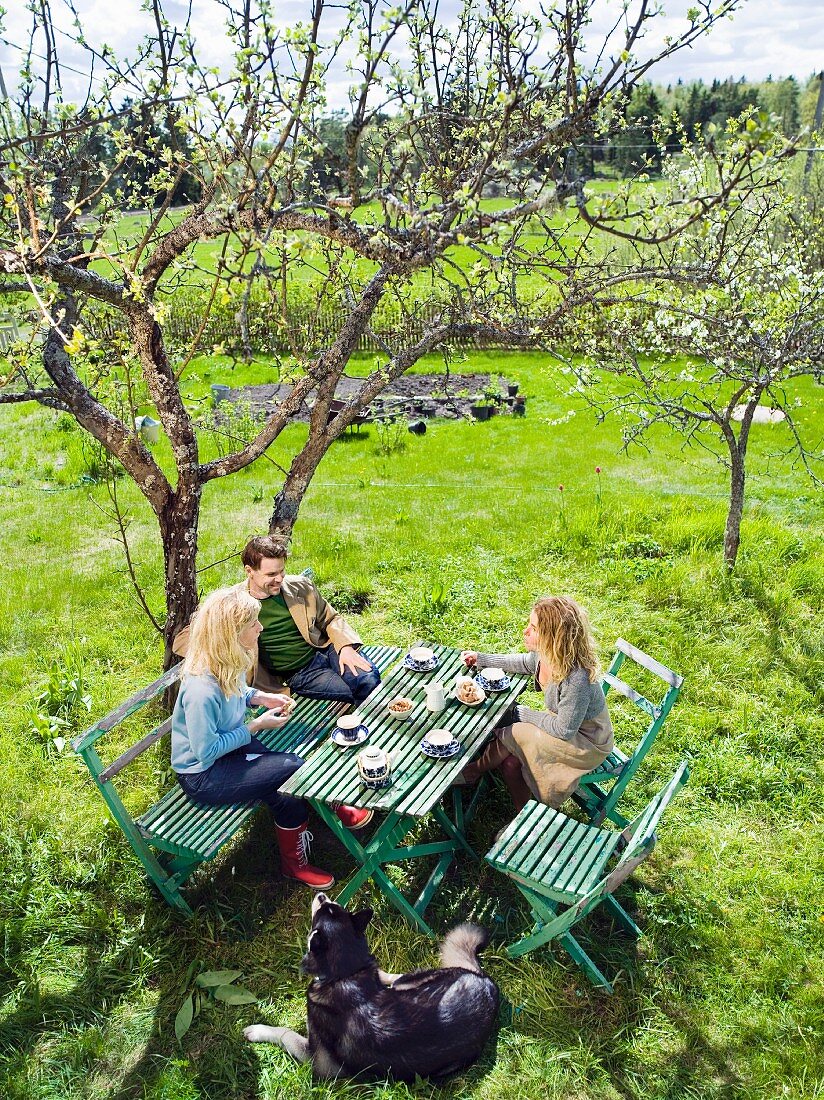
[498,713,613,809]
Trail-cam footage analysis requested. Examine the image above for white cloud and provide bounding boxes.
[0,0,819,106]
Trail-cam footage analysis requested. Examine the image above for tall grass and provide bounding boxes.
[1,351,822,1099]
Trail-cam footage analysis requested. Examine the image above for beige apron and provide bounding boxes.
[499,713,613,809]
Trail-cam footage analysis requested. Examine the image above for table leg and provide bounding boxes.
[372,866,435,936]
[430,802,477,858]
[309,788,479,937]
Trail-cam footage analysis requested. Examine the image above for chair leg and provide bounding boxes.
[558,932,614,993]
[604,893,642,937]
[505,916,614,992]
[504,883,615,992]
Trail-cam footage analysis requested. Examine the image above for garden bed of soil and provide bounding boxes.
[215,373,523,422]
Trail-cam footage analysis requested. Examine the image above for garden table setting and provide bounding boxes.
[280,643,529,934]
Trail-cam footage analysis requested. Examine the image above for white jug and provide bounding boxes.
[425,682,446,712]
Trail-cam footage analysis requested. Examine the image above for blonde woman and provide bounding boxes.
[172,587,371,891]
[459,596,613,811]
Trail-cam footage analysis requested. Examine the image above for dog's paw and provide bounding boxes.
[244,1024,284,1044]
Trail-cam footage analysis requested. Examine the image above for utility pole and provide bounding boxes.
[803,71,824,183]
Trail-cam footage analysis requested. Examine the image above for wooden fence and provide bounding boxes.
[160,299,535,354]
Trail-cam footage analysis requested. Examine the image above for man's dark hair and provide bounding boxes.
[241,535,291,570]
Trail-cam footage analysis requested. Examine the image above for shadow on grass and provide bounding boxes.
[0,811,363,1100]
[0,791,788,1100]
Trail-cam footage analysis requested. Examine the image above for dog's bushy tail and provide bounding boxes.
[439,923,490,972]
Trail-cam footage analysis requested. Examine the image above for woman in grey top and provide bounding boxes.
[460,596,613,811]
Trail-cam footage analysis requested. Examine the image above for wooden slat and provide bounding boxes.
[558,828,620,895]
[502,806,568,879]
[614,638,683,688]
[99,718,172,783]
[489,801,549,867]
[527,815,590,887]
[73,664,182,752]
[137,787,257,859]
[601,673,659,718]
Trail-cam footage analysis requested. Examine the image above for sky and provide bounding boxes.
[0,0,820,105]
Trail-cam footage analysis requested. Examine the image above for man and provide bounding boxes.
[175,535,381,705]
[240,535,381,704]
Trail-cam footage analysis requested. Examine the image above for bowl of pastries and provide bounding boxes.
[454,678,486,707]
[387,695,416,720]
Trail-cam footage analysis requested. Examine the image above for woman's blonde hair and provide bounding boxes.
[532,596,600,684]
[182,586,261,697]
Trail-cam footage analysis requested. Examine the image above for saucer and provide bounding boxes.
[403,655,439,672]
[331,726,369,748]
[476,673,510,693]
[420,738,461,759]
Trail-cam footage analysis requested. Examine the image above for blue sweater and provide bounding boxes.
[171,672,257,774]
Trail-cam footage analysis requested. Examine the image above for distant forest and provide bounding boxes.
[91,74,822,207]
[581,73,822,178]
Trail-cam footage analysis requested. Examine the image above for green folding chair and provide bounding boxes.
[576,639,684,826]
[486,759,689,993]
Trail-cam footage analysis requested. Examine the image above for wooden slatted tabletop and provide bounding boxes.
[278,644,529,933]
[280,643,528,814]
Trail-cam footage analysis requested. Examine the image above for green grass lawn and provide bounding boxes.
[1,350,822,1099]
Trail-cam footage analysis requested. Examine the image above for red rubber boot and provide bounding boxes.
[275,823,335,890]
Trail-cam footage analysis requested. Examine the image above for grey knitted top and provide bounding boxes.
[475,651,611,742]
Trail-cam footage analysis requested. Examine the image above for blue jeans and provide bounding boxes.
[176,737,307,828]
[288,646,381,704]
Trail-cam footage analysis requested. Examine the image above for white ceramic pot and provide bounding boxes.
[357,747,392,788]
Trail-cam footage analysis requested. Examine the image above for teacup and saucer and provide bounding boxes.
[331,712,369,747]
[477,666,510,692]
[420,728,461,758]
[403,645,438,672]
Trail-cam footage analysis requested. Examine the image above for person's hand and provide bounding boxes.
[338,644,372,677]
[251,690,293,714]
[249,709,290,733]
[461,650,479,668]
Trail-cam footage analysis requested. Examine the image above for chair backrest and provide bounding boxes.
[604,758,690,892]
[597,639,684,821]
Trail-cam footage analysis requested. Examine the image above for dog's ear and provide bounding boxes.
[351,907,373,936]
[310,928,326,951]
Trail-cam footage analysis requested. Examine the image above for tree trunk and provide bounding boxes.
[724,449,746,571]
[159,483,203,669]
[269,436,329,537]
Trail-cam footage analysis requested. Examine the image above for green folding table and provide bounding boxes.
[280,644,528,935]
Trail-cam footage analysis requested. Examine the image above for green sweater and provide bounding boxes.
[258,593,315,674]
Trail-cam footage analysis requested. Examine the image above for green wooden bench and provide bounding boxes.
[486,759,689,992]
[576,638,684,826]
[71,644,400,915]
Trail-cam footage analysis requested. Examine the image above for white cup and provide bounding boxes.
[426,729,455,748]
[336,712,364,741]
[409,646,434,664]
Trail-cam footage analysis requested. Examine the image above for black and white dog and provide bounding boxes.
[244,892,499,1081]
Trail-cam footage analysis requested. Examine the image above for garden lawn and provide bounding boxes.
[0,350,822,1100]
